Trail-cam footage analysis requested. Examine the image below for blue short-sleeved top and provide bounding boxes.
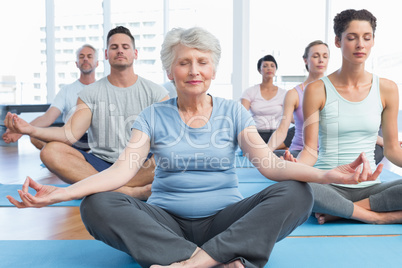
[132,95,255,218]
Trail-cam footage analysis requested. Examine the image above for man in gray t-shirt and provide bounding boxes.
[4,26,168,199]
[2,44,98,150]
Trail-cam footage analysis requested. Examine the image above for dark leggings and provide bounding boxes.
[80,181,313,268]
[258,126,295,148]
[309,179,402,218]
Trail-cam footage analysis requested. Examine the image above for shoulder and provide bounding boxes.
[378,76,398,109]
[136,76,168,95]
[141,98,176,119]
[305,79,325,93]
[304,79,326,109]
[137,76,163,89]
[276,87,287,97]
[241,85,259,101]
[243,84,259,93]
[285,88,299,102]
[83,77,107,90]
[379,77,398,93]
[215,95,237,105]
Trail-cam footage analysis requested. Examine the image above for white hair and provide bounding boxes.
[76,44,98,62]
[160,27,221,75]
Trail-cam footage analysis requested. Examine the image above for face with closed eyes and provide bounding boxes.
[305,44,329,75]
[105,33,137,70]
[259,61,276,79]
[76,46,98,74]
[168,44,216,97]
[336,20,375,64]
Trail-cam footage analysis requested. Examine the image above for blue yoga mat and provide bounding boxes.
[269,235,402,268]
[291,215,402,236]
[0,184,81,207]
[0,240,138,268]
[235,168,402,236]
[1,237,401,268]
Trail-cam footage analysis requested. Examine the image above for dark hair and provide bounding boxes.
[107,26,135,48]
[257,55,277,72]
[302,40,329,71]
[333,9,377,39]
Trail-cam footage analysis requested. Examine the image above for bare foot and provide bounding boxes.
[150,248,222,268]
[315,213,342,224]
[217,260,245,268]
[115,184,152,200]
[150,262,185,268]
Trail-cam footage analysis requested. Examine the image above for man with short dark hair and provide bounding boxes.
[5,26,168,199]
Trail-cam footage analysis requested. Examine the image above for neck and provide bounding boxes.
[177,93,211,113]
[107,67,137,87]
[261,77,274,86]
[304,72,325,86]
[79,72,96,85]
[260,78,276,91]
[336,62,368,86]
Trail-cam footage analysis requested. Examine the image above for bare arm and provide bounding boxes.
[2,106,62,144]
[376,136,384,147]
[241,98,251,111]
[239,125,380,184]
[7,128,151,207]
[268,89,298,150]
[296,80,326,166]
[30,106,62,127]
[4,98,91,145]
[160,95,170,102]
[379,78,402,166]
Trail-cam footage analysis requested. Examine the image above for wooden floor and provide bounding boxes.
[0,136,93,240]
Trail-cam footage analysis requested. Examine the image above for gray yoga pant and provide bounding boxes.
[80,181,313,268]
[309,179,402,218]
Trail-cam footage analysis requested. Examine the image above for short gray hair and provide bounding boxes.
[76,44,98,62]
[160,27,221,75]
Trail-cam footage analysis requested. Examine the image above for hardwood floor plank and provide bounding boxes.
[0,207,93,240]
[0,136,91,240]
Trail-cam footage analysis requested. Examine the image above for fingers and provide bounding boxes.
[5,112,25,134]
[21,177,30,194]
[353,165,362,184]
[283,150,297,162]
[7,190,35,208]
[4,112,15,130]
[368,163,383,181]
[7,177,44,208]
[358,153,372,182]
[27,176,43,192]
[6,195,26,208]
[18,190,35,207]
[348,152,364,170]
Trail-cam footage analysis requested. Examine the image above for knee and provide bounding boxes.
[30,137,44,150]
[40,141,66,165]
[80,192,130,226]
[271,181,313,213]
[80,192,116,235]
[80,192,112,222]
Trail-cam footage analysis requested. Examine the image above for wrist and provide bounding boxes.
[318,169,329,184]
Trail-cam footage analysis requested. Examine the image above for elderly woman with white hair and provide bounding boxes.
[7,27,380,268]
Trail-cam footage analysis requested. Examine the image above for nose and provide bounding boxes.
[356,37,365,49]
[189,64,199,76]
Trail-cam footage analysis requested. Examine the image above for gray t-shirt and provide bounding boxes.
[79,76,168,163]
[51,80,85,123]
